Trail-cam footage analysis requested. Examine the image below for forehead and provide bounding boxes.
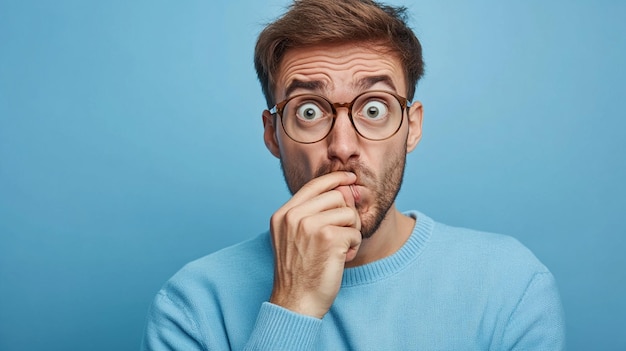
[275,43,406,101]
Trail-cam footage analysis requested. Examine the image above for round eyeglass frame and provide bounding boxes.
[269,90,411,144]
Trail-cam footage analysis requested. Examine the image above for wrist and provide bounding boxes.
[269,293,328,319]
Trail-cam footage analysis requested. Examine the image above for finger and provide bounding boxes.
[285,189,351,222]
[328,226,362,263]
[334,185,356,209]
[286,171,356,209]
[296,212,362,262]
[299,206,361,233]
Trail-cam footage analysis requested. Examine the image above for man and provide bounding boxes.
[142,1,565,350]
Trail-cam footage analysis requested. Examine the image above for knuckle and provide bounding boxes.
[326,190,345,208]
[298,216,316,235]
[330,189,344,200]
[269,211,281,226]
[317,226,336,243]
[283,208,301,227]
[269,211,285,233]
[297,178,322,195]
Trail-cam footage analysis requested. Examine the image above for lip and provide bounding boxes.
[349,185,362,204]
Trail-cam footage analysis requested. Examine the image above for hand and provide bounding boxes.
[269,171,362,319]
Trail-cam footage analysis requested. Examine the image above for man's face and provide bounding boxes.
[263,43,422,238]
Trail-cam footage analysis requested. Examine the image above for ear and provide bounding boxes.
[405,101,423,153]
[263,110,281,158]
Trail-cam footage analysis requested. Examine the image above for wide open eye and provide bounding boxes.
[361,100,388,120]
[296,102,324,121]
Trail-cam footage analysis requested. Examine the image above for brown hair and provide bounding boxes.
[254,0,424,108]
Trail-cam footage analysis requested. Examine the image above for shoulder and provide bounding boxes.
[432,220,548,272]
[183,231,273,275]
[407,211,552,289]
[427,219,557,310]
[430,221,565,349]
[143,233,275,350]
[160,231,274,302]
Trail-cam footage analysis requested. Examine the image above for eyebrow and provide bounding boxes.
[355,75,397,93]
[284,80,326,99]
[282,75,398,101]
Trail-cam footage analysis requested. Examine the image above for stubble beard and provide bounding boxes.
[279,147,407,239]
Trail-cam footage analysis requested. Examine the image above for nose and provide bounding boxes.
[326,108,360,164]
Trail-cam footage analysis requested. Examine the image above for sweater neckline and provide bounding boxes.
[341,211,433,287]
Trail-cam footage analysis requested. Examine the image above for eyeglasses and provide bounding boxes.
[269,90,411,144]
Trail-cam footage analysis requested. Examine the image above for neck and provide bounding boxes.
[345,204,415,268]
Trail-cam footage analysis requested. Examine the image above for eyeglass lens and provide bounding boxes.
[280,91,404,143]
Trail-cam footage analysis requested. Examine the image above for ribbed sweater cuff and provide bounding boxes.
[244,302,322,351]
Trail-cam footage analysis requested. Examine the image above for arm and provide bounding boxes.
[141,292,326,351]
[142,172,361,351]
[500,272,566,350]
[141,291,207,351]
[268,171,361,319]
[243,171,361,350]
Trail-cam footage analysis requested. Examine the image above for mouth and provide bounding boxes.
[349,184,361,204]
[314,162,369,205]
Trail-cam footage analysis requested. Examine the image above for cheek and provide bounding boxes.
[280,144,327,195]
[369,141,407,180]
[369,144,399,168]
[279,141,322,177]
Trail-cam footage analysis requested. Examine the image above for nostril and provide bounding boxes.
[327,136,360,165]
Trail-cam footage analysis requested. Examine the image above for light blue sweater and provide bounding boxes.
[142,211,565,350]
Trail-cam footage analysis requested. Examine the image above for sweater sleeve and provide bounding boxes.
[141,294,323,351]
[500,271,566,350]
[141,291,206,351]
[243,302,323,351]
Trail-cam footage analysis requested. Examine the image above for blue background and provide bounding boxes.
[1,0,624,350]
